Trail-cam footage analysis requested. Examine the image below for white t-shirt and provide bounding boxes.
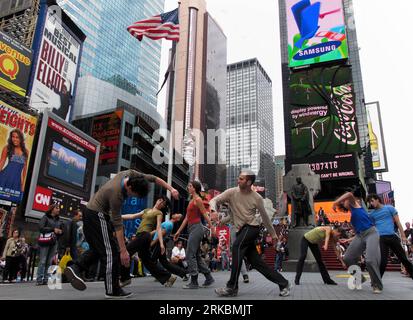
[172,247,185,259]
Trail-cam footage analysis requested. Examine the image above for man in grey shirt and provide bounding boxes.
[210,170,291,297]
[64,169,179,299]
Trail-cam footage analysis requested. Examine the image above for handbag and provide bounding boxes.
[37,232,56,246]
[58,253,72,271]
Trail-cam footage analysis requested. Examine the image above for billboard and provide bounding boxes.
[121,196,147,239]
[91,110,123,166]
[375,180,391,196]
[25,111,99,220]
[291,153,358,181]
[0,31,33,97]
[0,100,38,203]
[216,225,230,259]
[313,202,350,223]
[30,8,82,121]
[286,0,348,68]
[365,102,388,172]
[288,65,360,159]
[288,201,351,223]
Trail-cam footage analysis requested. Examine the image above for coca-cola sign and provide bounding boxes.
[289,65,361,159]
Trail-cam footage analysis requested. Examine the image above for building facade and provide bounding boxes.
[274,155,286,201]
[163,0,227,191]
[201,14,227,192]
[226,58,276,203]
[57,0,165,116]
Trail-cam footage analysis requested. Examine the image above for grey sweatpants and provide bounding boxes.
[343,226,383,290]
[230,225,247,276]
[186,223,210,276]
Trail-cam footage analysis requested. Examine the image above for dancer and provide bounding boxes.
[333,190,383,294]
[173,181,215,289]
[149,213,188,281]
[64,170,179,299]
[295,226,344,285]
[367,193,413,278]
[119,196,178,288]
[210,170,291,297]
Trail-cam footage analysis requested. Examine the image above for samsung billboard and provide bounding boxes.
[286,0,349,68]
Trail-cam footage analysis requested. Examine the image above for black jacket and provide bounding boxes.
[39,214,64,235]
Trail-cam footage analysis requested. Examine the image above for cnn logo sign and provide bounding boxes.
[33,187,53,211]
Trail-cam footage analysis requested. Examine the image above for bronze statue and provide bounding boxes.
[291,177,311,227]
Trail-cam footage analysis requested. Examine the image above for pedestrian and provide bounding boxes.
[275,237,287,272]
[36,204,64,286]
[64,169,179,299]
[119,196,178,288]
[219,240,230,271]
[295,226,344,285]
[16,236,29,282]
[1,229,21,283]
[367,193,413,279]
[210,169,291,297]
[171,240,187,269]
[173,181,215,289]
[333,190,383,294]
[63,209,83,261]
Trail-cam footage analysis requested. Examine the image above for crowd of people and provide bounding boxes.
[1,168,412,299]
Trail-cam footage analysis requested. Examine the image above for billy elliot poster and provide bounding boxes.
[30,8,81,121]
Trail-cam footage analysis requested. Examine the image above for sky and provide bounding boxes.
[158,0,413,225]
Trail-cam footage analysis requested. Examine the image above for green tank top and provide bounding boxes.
[304,227,327,244]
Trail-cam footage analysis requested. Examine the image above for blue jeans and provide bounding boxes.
[275,253,284,271]
[36,243,57,283]
[221,252,230,271]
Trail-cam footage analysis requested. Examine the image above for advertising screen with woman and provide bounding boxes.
[0,100,38,203]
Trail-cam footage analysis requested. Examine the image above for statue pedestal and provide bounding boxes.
[283,227,319,272]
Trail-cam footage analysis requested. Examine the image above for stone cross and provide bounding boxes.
[283,164,321,228]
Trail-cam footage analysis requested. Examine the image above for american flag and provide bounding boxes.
[127,8,180,42]
[381,190,394,205]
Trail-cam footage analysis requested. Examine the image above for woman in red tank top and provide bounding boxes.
[173,181,215,289]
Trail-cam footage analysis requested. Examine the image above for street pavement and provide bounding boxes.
[1,270,413,300]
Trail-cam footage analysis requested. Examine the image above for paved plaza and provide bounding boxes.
[1,270,412,300]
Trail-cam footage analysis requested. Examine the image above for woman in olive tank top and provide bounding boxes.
[295,226,344,285]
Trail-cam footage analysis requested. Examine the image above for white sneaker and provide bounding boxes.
[372,287,382,294]
[279,281,292,297]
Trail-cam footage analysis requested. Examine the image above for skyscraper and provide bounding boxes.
[201,14,227,192]
[163,0,227,191]
[226,58,276,203]
[57,0,165,117]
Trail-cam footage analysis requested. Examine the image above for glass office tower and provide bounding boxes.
[226,58,277,203]
[57,0,165,116]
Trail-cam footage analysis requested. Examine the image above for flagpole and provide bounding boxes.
[166,40,177,220]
